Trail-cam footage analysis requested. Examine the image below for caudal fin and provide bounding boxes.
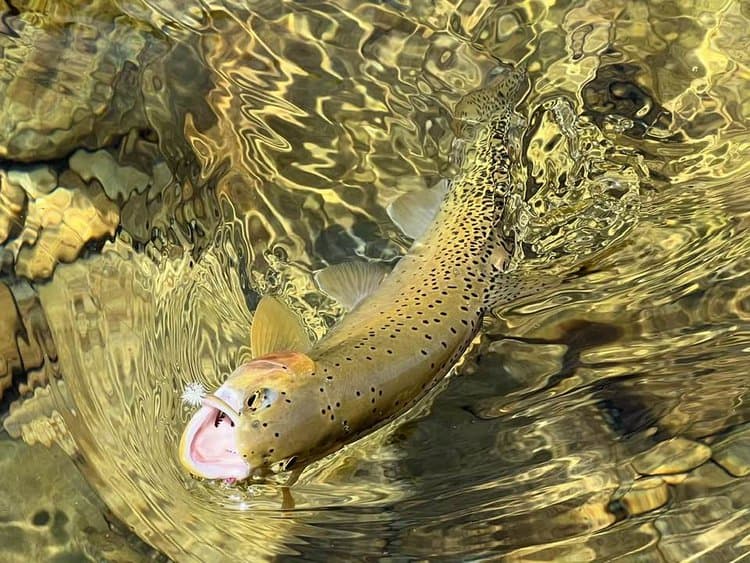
[453,66,528,138]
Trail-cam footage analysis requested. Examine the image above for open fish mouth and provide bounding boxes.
[179,390,250,480]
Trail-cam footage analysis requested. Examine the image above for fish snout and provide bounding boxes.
[178,387,252,481]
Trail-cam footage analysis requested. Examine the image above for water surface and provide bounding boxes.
[1,0,749,561]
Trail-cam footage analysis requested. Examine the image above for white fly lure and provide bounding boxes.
[181,382,207,407]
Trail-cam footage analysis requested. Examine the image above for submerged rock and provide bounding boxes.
[0,430,161,562]
[0,282,23,401]
[0,172,27,246]
[3,381,76,456]
[0,10,152,161]
[0,280,56,406]
[0,434,104,562]
[9,281,55,387]
[660,473,689,485]
[12,180,120,279]
[618,477,669,516]
[69,149,151,202]
[632,437,712,476]
[6,166,57,198]
[1,161,123,280]
[711,424,750,477]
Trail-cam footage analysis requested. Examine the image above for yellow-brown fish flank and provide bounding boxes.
[180,69,529,479]
[229,68,529,472]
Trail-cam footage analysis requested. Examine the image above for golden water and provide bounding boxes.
[2,0,750,560]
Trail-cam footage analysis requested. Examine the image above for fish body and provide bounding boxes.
[180,68,528,480]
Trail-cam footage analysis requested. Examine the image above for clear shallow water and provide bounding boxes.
[1,0,750,560]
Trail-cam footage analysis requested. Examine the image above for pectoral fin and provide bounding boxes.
[387,179,449,240]
[314,261,389,310]
[251,296,311,358]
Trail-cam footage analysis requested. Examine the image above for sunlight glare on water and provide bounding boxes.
[1,0,750,560]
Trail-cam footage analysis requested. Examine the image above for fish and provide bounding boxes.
[179,66,529,481]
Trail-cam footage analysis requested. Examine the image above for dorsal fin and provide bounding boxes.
[251,296,311,358]
[386,180,449,240]
[314,261,389,310]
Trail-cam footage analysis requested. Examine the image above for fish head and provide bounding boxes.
[179,351,318,481]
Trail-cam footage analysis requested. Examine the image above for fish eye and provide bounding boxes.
[255,388,279,410]
[245,388,281,412]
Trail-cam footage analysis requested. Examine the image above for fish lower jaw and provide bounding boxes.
[183,452,251,481]
[179,401,251,481]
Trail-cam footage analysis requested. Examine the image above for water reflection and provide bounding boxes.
[1,0,750,560]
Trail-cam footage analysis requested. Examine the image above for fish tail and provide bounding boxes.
[452,66,528,138]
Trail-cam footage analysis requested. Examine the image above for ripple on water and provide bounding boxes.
[3,0,750,560]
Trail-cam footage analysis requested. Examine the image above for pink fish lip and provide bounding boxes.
[179,388,251,481]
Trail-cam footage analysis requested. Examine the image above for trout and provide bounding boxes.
[180,67,528,481]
